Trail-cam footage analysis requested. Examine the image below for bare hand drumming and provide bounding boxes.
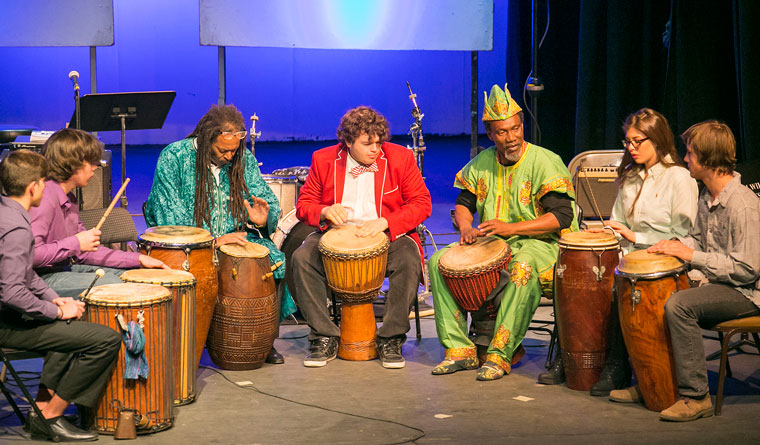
[647,239,694,262]
[321,203,349,225]
[216,232,249,246]
[244,195,270,227]
[138,254,170,269]
[76,228,101,252]
[459,226,484,245]
[477,219,513,238]
[355,218,388,237]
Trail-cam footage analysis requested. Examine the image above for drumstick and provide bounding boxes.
[94,178,130,231]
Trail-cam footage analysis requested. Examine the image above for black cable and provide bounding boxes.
[200,365,426,445]
[523,0,551,145]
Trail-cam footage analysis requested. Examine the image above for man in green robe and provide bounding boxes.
[144,105,296,364]
[429,84,578,380]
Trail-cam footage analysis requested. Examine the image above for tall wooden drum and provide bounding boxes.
[438,236,512,312]
[555,232,620,390]
[81,283,173,434]
[120,269,197,405]
[138,225,217,367]
[616,250,688,411]
[206,242,281,370]
[318,225,389,361]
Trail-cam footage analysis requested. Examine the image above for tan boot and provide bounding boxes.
[660,394,713,422]
[609,385,643,403]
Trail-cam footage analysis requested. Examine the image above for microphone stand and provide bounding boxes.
[72,74,83,208]
[249,113,261,155]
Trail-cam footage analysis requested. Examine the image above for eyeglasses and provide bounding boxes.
[219,130,247,141]
[621,137,649,149]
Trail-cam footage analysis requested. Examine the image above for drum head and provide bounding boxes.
[139,226,213,245]
[219,242,270,258]
[439,236,510,273]
[81,283,171,306]
[318,224,388,254]
[559,231,618,248]
[120,269,196,285]
[617,250,684,274]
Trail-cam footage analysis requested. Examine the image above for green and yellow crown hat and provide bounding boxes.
[482,83,522,122]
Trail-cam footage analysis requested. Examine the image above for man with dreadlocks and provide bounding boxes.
[145,104,296,364]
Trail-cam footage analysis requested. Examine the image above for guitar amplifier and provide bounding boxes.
[77,150,113,210]
[575,166,618,220]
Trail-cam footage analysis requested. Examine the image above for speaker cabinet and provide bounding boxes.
[575,167,618,220]
[78,150,112,210]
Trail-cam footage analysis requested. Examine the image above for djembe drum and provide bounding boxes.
[120,269,197,405]
[616,250,688,411]
[555,231,620,390]
[438,236,512,312]
[206,242,281,370]
[318,225,390,360]
[138,225,217,367]
[81,283,173,434]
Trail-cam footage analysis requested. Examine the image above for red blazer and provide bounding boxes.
[297,142,432,264]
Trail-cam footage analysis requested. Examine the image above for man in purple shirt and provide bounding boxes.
[0,150,121,441]
[30,129,167,298]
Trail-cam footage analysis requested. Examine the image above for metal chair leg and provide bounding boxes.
[414,298,421,341]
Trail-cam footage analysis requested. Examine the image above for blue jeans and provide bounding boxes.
[665,284,760,397]
[39,265,127,298]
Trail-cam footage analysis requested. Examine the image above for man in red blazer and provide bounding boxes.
[293,106,432,369]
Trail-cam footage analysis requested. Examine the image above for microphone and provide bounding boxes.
[68,269,104,324]
[68,70,80,91]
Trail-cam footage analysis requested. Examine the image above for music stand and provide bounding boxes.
[69,91,175,207]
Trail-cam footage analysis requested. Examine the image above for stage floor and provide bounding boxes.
[2,137,760,443]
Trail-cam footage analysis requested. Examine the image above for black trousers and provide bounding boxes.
[0,310,121,408]
[292,232,421,341]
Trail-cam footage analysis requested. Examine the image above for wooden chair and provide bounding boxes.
[710,315,760,416]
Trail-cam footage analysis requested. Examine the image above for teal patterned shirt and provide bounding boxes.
[145,137,296,318]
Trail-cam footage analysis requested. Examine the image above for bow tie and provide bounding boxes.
[350,162,378,178]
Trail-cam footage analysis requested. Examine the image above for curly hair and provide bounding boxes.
[336,106,390,148]
[681,120,736,175]
[0,149,48,197]
[44,128,103,182]
[188,105,250,230]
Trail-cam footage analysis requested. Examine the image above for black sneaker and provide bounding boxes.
[377,336,405,369]
[303,336,338,367]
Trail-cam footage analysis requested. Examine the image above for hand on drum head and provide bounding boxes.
[244,195,270,227]
[138,254,171,270]
[216,232,249,247]
[355,217,388,237]
[320,203,350,225]
[647,239,694,262]
[76,228,101,252]
[55,298,86,320]
[604,220,634,242]
[459,226,484,244]
[477,219,513,238]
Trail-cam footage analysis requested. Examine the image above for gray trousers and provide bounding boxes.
[292,232,421,341]
[0,310,121,408]
[39,265,127,299]
[665,284,760,397]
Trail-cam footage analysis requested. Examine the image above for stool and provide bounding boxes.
[710,315,760,416]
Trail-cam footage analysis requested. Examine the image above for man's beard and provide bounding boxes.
[498,144,522,164]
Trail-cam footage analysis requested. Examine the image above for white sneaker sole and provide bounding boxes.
[303,354,336,367]
[381,360,406,369]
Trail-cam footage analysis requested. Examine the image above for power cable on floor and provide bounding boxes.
[200,365,425,445]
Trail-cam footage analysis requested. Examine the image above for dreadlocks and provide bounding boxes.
[188,105,250,231]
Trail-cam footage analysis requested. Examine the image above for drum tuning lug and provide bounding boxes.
[556,264,566,278]
[182,259,190,272]
[261,272,274,281]
[631,289,641,311]
[232,268,238,280]
[271,261,283,272]
[593,265,606,282]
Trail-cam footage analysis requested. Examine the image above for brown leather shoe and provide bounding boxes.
[609,385,643,403]
[660,394,713,422]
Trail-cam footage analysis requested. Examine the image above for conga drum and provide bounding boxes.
[138,225,217,367]
[318,225,390,360]
[555,232,620,390]
[120,269,197,405]
[615,250,688,411]
[81,283,173,434]
[437,236,512,312]
[206,242,281,370]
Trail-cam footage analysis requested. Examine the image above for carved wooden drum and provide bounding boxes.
[120,269,197,405]
[206,242,281,370]
[81,283,173,434]
[318,225,390,361]
[138,225,217,367]
[616,250,688,411]
[555,231,620,390]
